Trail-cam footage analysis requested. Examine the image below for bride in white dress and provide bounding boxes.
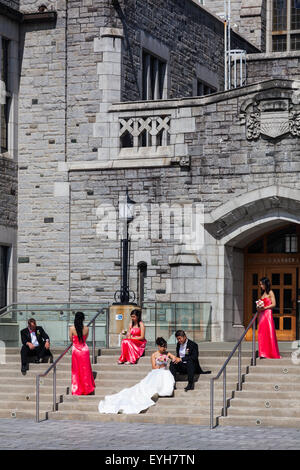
[98,337,176,414]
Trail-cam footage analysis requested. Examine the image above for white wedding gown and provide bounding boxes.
[98,356,175,414]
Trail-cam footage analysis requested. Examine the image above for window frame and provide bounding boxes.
[270,0,300,52]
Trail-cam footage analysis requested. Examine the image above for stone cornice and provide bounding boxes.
[0,4,57,24]
[0,3,22,22]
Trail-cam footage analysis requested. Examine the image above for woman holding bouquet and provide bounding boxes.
[118,309,147,364]
[99,337,175,414]
[257,277,281,359]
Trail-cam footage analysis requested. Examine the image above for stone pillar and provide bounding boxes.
[94,27,124,162]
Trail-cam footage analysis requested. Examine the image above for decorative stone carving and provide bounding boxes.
[289,110,300,137]
[240,90,300,140]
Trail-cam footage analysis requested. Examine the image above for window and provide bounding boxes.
[246,224,298,253]
[1,38,11,153]
[197,80,217,96]
[142,51,166,100]
[272,0,300,51]
[137,262,147,306]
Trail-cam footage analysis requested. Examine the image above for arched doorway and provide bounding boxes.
[244,223,300,341]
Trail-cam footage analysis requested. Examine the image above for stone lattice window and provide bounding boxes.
[0,38,10,153]
[272,0,300,51]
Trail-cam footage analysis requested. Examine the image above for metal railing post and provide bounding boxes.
[210,311,258,429]
[92,320,96,364]
[36,375,40,423]
[210,378,214,429]
[106,308,109,349]
[53,365,56,412]
[252,315,256,366]
[223,368,227,416]
[238,343,242,391]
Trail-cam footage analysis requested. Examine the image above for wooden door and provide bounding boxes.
[265,268,297,341]
[245,266,297,341]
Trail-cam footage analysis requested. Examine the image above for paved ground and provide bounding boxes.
[0,418,300,451]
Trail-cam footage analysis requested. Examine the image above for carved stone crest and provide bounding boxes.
[240,89,300,140]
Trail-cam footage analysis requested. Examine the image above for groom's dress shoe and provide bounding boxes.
[184,383,194,392]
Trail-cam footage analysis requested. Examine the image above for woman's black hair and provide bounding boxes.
[156,337,167,348]
[260,277,271,294]
[74,311,85,343]
[130,309,142,327]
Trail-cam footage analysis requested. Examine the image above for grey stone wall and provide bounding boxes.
[0,156,17,228]
[204,0,266,51]
[247,52,300,84]
[117,0,258,101]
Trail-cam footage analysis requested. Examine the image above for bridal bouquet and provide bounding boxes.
[121,329,127,336]
[256,299,264,310]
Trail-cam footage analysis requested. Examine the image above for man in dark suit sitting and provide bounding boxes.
[20,318,52,375]
[169,330,211,392]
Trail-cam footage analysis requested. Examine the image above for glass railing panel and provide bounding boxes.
[0,303,109,347]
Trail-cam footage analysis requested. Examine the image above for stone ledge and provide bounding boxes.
[67,157,173,172]
[169,254,202,266]
[100,27,124,39]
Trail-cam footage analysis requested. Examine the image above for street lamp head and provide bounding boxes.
[119,188,136,223]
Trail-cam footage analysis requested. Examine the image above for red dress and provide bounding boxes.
[119,327,147,364]
[71,335,95,395]
[258,297,281,359]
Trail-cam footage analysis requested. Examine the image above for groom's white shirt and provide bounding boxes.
[179,339,188,359]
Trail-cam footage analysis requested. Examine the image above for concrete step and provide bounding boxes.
[0,409,47,420]
[245,374,300,384]
[0,392,64,402]
[234,389,300,400]
[227,406,300,418]
[218,415,300,428]
[0,384,69,394]
[230,397,300,409]
[47,409,211,425]
[249,364,300,373]
[59,396,223,410]
[0,401,56,411]
[242,381,300,392]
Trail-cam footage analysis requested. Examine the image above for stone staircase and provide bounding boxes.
[0,346,251,424]
[218,352,300,427]
[2,345,299,427]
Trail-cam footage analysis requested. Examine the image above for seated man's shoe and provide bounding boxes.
[184,383,194,392]
[34,358,41,364]
[21,365,28,375]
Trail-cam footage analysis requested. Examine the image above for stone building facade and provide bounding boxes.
[1,0,300,342]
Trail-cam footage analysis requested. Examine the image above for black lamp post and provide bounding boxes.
[114,189,136,305]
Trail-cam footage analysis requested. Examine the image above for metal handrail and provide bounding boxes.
[35,307,108,423]
[0,303,108,319]
[0,304,16,318]
[210,311,259,429]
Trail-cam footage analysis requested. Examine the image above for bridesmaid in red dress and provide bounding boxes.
[257,277,281,359]
[118,309,147,364]
[69,312,95,395]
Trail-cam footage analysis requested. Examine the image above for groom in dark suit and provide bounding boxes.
[169,330,211,391]
[20,318,52,375]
